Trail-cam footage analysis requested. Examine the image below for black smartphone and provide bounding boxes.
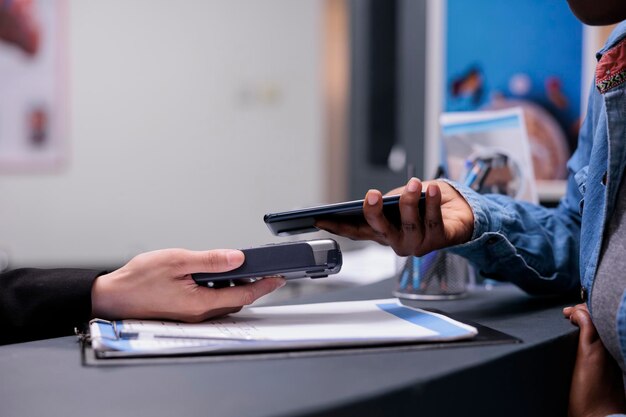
[264,193,426,236]
[191,239,342,285]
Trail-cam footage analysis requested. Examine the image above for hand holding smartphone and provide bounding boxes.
[263,193,426,236]
[195,191,427,287]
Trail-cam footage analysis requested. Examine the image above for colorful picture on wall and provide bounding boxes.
[0,0,66,171]
[445,0,583,180]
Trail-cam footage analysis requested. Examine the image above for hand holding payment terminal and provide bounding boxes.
[192,239,342,285]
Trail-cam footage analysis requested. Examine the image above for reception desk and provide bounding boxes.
[0,280,579,417]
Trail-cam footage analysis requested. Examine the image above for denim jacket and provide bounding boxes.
[449,21,626,301]
[446,23,626,417]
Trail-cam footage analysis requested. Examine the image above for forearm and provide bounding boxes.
[0,268,105,345]
[446,180,582,295]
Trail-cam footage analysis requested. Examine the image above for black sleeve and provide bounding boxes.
[0,268,107,345]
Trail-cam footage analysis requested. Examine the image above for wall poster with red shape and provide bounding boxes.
[0,0,67,171]
[445,0,583,182]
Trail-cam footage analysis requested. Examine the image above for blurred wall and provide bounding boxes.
[0,0,324,268]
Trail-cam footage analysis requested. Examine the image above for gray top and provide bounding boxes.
[592,168,626,371]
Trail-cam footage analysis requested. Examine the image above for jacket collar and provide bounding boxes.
[597,21,626,59]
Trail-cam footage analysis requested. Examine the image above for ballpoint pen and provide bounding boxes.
[412,256,421,290]
[118,331,261,342]
[398,261,411,290]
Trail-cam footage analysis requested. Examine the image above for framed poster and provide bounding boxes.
[441,108,538,203]
[0,0,67,171]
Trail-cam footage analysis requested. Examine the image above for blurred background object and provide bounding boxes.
[0,0,326,268]
[0,0,40,55]
[446,0,582,183]
[0,0,616,275]
[0,0,63,172]
[441,109,538,203]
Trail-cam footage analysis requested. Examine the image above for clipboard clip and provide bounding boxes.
[86,318,122,341]
[74,327,90,344]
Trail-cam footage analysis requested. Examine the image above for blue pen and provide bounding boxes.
[412,256,421,289]
[420,250,438,276]
[399,263,410,290]
[464,160,484,188]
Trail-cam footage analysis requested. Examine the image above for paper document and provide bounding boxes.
[90,298,477,357]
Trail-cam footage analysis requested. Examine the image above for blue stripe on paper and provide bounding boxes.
[442,114,521,135]
[376,303,470,338]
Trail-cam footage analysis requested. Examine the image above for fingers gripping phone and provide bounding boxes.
[191,239,342,286]
[263,193,426,236]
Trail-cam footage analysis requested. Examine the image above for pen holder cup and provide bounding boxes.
[392,250,469,300]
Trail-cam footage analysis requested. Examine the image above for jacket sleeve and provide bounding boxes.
[446,174,582,295]
[0,268,106,345]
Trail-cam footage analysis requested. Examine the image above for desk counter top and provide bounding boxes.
[0,281,579,417]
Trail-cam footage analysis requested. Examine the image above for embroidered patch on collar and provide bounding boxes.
[596,38,626,94]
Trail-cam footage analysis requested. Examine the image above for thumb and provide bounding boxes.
[571,308,600,345]
[169,249,245,275]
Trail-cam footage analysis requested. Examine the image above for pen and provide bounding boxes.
[475,165,491,191]
[412,256,421,290]
[399,263,410,290]
[419,250,439,290]
[464,160,483,188]
[118,331,260,342]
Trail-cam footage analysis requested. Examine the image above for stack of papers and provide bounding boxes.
[90,298,478,358]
